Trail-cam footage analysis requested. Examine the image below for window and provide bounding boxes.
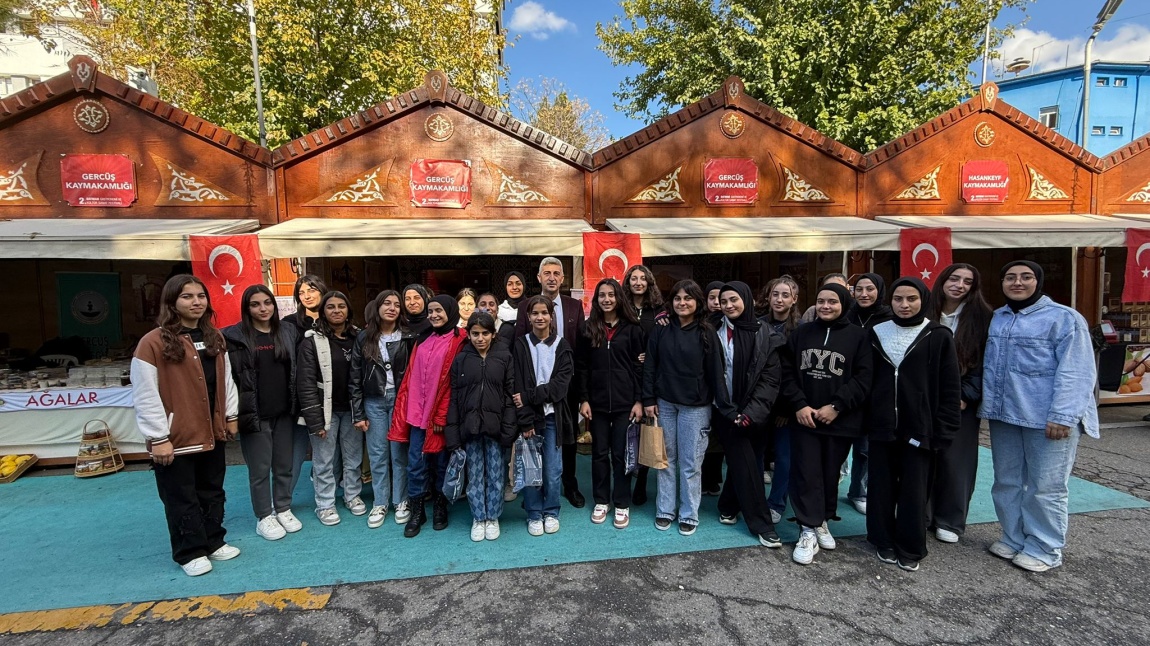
[1110,126,1124,136]
[1039,106,1059,129]
[1097,77,1110,87]
[0,77,12,98]
[1115,77,1128,88]
[1092,126,1105,136]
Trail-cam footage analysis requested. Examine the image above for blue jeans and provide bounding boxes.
[524,416,562,521]
[309,411,361,510]
[466,436,505,521]
[407,426,447,500]
[990,420,1081,567]
[365,392,409,508]
[767,424,792,515]
[655,399,710,526]
[847,436,868,503]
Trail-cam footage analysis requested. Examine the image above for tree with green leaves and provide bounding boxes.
[597,0,1026,151]
[511,77,612,151]
[23,0,508,147]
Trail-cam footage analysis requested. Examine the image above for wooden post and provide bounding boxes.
[1075,246,1104,325]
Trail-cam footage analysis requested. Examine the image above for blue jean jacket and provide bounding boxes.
[978,296,1099,438]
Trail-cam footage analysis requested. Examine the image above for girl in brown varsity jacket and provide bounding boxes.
[131,275,239,578]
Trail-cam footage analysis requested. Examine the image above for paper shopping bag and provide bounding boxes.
[638,416,668,470]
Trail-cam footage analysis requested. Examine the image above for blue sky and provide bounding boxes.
[502,0,1150,146]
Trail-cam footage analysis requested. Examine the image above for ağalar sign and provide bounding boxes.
[60,154,137,207]
[704,158,758,205]
[0,386,134,412]
[960,160,1009,204]
[410,159,471,208]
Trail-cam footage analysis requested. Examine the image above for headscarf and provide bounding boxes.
[705,280,725,327]
[1000,260,1045,312]
[503,271,527,308]
[889,277,930,328]
[848,273,893,328]
[429,295,459,337]
[720,281,759,402]
[815,283,853,329]
[402,284,432,337]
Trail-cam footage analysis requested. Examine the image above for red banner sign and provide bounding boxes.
[581,232,643,316]
[60,154,137,207]
[189,234,263,327]
[410,159,471,208]
[1123,228,1150,303]
[960,160,1009,204]
[899,227,953,289]
[703,158,758,205]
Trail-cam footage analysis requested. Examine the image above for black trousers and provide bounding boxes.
[153,442,228,565]
[563,401,581,493]
[701,450,724,491]
[590,409,632,508]
[867,438,933,562]
[929,406,980,535]
[716,419,774,536]
[789,430,853,528]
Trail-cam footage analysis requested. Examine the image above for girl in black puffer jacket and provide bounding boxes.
[444,312,520,542]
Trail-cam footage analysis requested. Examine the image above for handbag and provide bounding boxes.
[638,415,668,469]
[441,448,467,503]
[512,435,544,492]
[624,422,641,475]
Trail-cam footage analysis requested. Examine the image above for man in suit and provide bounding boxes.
[515,257,587,508]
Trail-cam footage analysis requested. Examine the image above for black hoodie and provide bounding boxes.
[575,318,645,414]
[642,315,720,408]
[444,341,520,450]
[780,284,873,437]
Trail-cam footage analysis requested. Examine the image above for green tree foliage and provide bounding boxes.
[597,0,1026,151]
[511,77,612,151]
[25,0,507,147]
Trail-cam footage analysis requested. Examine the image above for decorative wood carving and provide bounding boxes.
[424,113,454,142]
[0,152,48,205]
[781,167,831,202]
[894,166,942,200]
[73,99,110,134]
[980,83,998,111]
[1126,181,1150,203]
[974,121,996,148]
[305,160,397,206]
[720,111,746,139]
[1026,166,1070,200]
[485,160,553,205]
[150,153,242,206]
[627,166,684,203]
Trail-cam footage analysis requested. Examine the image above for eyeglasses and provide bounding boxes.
[1002,274,1037,284]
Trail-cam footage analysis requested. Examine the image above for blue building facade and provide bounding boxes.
[995,62,1150,156]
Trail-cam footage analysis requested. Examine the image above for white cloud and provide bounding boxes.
[997,24,1150,75]
[508,1,574,40]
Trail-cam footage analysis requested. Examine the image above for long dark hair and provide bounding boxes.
[316,291,356,338]
[157,274,224,363]
[587,278,639,348]
[623,264,664,310]
[668,279,709,328]
[928,263,993,374]
[757,275,802,335]
[240,284,288,361]
[292,273,327,330]
[523,295,557,336]
[362,290,402,362]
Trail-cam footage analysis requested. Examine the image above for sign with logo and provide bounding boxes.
[703,158,758,205]
[0,387,134,412]
[960,160,1009,204]
[60,154,136,207]
[410,159,471,208]
[56,272,122,357]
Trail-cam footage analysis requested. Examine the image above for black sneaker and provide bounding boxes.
[654,517,673,531]
[718,513,738,525]
[678,522,696,536]
[876,548,898,564]
[758,532,782,548]
[897,558,920,572]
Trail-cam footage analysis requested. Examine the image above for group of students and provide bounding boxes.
[131,256,1097,578]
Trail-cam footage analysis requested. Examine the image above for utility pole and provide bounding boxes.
[247,0,267,148]
[981,0,992,87]
[1082,0,1124,147]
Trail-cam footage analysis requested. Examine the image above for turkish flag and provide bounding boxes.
[899,227,952,289]
[1122,229,1150,303]
[582,232,642,313]
[189,234,263,327]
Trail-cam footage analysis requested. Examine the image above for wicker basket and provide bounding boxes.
[75,419,124,478]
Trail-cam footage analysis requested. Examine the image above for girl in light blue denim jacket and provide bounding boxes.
[979,260,1099,573]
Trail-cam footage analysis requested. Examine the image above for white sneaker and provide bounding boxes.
[793,528,820,565]
[368,505,388,529]
[471,519,486,542]
[852,499,867,515]
[1012,552,1054,572]
[394,500,411,524]
[485,520,500,540]
[936,528,959,543]
[316,507,341,526]
[815,522,836,550]
[256,515,286,541]
[591,504,609,524]
[989,540,1018,560]
[208,544,240,561]
[527,519,544,536]
[181,556,212,577]
[763,470,772,484]
[770,509,782,525]
[503,483,517,503]
[345,496,367,516]
[543,516,560,534]
[613,507,630,529]
[276,510,303,533]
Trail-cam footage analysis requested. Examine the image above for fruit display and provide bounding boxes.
[0,453,36,483]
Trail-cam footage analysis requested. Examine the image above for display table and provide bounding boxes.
[0,387,145,463]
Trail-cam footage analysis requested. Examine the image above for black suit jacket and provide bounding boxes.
[514,294,586,348]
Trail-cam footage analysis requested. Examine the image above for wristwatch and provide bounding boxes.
[830,403,839,412]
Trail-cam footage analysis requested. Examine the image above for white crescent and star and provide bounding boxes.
[911,242,940,281]
[208,244,244,295]
[599,248,629,277]
[1137,242,1150,280]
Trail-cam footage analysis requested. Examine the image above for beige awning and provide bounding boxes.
[873,215,1128,248]
[605,217,902,256]
[258,218,595,258]
[0,218,259,260]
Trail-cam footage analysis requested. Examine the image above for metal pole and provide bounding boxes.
[247,0,267,148]
[981,0,992,87]
[1082,31,1097,146]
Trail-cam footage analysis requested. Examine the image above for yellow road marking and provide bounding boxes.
[0,587,331,635]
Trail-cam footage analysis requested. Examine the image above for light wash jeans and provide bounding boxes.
[767,424,792,515]
[290,423,311,498]
[466,436,505,521]
[524,416,562,521]
[309,411,362,511]
[990,420,1081,567]
[846,436,868,503]
[365,391,409,508]
[655,399,710,527]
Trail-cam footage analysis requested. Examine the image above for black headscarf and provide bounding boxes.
[889,277,930,328]
[705,280,725,327]
[402,284,432,337]
[503,271,527,308]
[815,283,854,329]
[1000,261,1045,312]
[429,295,459,337]
[849,273,893,328]
[720,282,759,402]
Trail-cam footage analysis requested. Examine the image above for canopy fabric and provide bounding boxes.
[873,215,1128,249]
[258,218,595,258]
[604,217,902,256]
[0,218,259,260]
